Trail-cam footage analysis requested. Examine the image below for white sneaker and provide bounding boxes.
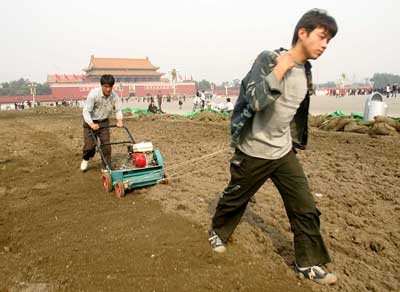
[209,230,226,253]
[295,264,337,285]
[80,159,88,172]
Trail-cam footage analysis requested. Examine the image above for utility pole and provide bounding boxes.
[119,81,124,99]
[224,82,229,96]
[29,82,37,105]
[169,68,179,96]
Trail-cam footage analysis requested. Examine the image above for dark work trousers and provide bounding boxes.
[212,148,331,267]
[82,119,111,168]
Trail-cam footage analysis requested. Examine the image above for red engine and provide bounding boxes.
[131,153,147,168]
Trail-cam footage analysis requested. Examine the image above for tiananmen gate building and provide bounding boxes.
[48,55,196,99]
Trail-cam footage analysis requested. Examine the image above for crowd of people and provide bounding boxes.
[10,99,84,110]
[316,87,373,97]
[143,90,234,114]
[144,91,187,113]
[382,84,398,98]
[315,83,399,98]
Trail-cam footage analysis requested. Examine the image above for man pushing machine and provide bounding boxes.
[80,74,123,172]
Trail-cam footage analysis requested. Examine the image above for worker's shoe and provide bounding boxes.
[209,230,226,253]
[295,264,337,285]
[80,159,89,172]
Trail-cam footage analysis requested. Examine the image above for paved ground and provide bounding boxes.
[122,94,400,117]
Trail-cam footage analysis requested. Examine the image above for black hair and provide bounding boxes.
[100,74,115,86]
[227,98,231,102]
[292,9,338,46]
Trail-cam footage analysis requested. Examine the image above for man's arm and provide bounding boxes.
[83,90,97,128]
[246,51,295,112]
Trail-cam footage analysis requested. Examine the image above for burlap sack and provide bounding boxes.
[370,122,398,136]
[374,116,400,130]
[344,120,370,134]
[308,114,326,128]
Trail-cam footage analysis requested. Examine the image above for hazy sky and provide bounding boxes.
[1,0,399,84]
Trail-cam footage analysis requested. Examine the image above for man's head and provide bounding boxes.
[227,98,231,102]
[100,74,115,97]
[292,9,337,60]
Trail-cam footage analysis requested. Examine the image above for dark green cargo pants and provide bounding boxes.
[212,148,331,267]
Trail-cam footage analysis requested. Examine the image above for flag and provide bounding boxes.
[73,74,79,80]
[55,74,61,82]
[179,74,183,81]
[64,74,69,80]
[190,75,193,81]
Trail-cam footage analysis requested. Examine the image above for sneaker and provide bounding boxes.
[208,230,226,253]
[295,264,337,285]
[80,159,88,172]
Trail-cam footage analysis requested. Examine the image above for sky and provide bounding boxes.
[1,0,399,84]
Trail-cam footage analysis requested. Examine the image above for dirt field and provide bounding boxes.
[1,108,399,292]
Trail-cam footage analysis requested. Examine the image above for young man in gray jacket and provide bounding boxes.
[81,74,123,172]
[209,9,338,285]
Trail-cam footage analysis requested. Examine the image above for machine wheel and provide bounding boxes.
[115,181,125,198]
[102,173,113,192]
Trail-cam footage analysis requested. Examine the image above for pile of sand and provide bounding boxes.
[309,115,400,136]
[188,111,229,122]
[29,106,82,115]
[125,111,229,123]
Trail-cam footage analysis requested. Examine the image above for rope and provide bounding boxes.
[167,164,220,180]
[110,147,231,185]
[164,147,230,172]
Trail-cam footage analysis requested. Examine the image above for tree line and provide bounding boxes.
[370,73,400,89]
[1,73,399,96]
[0,78,51,96]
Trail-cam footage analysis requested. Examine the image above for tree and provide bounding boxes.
[0,79,51,96]
[36,82,51,95]
[170,69,177,83]
[317,81,336,88]
[195,79,212,91]
[370,73,400,89]
[232,79,241,88]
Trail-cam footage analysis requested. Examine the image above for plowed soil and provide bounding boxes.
[0,108,399,292]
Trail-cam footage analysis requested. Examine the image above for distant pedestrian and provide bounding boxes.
[200,90,206,108]
[386,84,391,98]
[391,84,397,98]
[224,97,234,113]
[157,91,163,112]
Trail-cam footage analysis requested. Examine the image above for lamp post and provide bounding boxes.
[169,69,179,96]
[119,81,124,99]
[224,82,229,97]
[29,82,37,106]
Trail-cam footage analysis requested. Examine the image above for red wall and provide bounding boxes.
[213,89,240,96]
[51,85,130,99]
[135,83,196,96]
[50,83,196,99]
